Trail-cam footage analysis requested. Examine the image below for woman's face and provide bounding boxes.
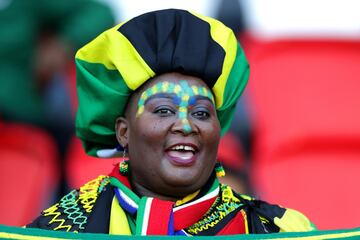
[116,72,221,199]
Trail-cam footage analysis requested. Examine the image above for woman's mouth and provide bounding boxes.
[165,144,198,166]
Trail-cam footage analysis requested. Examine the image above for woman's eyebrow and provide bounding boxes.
[194,95,214,103]
[144,93,176,104]
[188,95,215,106]
[144,93,214,106]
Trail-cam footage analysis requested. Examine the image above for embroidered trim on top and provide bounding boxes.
[42,175,110,232]
[185,184,244,235]
[42,204,72,231]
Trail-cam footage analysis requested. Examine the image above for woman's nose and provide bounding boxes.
[171,114,199,135]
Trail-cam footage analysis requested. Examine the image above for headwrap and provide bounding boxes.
[75,9,249,157]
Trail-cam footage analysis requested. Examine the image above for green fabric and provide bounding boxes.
[135,198,148,235]
[75,59,131,155]
[218,42,250,136]
[110,177,139,201]
[1,225,360,239]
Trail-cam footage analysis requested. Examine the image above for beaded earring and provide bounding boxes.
[215,161,226,178]
[119,148,129,176]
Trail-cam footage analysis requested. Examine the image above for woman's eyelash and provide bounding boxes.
[153,106,175,116]
[152,104,212,119]
[191,108,211,119]
[156,109,173,114]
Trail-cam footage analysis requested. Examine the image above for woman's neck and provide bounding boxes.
[128,172,216,202]
[130,180,181,202]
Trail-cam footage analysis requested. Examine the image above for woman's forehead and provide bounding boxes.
[138,72,210,94]
[125,72,213,116]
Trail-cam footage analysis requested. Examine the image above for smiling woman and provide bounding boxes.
[26,9,316,236]
[116,73,221,200]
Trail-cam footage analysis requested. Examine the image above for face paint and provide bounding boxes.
[137,80,215,132]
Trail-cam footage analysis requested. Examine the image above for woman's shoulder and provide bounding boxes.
[26,175,113,233]
[231,188,317,233]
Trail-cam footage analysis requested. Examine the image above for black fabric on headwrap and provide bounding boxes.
[119,9,225,88]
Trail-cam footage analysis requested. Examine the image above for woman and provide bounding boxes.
[27,9,316,235]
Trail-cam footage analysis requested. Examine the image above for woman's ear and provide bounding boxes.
[115,117,129,148]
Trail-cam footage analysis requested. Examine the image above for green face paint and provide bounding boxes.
[136,80,215,133]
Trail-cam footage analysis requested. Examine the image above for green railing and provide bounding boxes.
[0,225,359,240]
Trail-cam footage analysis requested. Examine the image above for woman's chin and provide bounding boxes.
[159,173,204,195]
[156,184,199,200]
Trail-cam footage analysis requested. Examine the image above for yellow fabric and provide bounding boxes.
[0,232,66,240]
[274,208,316,232]
[75,23,155,90]
[189,11,238,109]
[75,23,123,70]
[239,194,253,201]
[175,190,200,206]
[109,196,131,235]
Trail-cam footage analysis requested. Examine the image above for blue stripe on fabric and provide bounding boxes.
[167,210,174,235]
[114,187,138,215]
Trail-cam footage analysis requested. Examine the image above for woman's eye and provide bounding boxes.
[153,107,175,117]
[192,110,210,120]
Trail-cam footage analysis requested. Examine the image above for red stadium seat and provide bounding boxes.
[217,132,250,194]
[0,123,59,226]
[246,38,360,229]
[65,136,117,189]
[218,132,246,171]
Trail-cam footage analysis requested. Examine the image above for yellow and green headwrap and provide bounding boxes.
[75,9,249,157]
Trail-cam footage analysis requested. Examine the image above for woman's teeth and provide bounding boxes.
[167,145,197,161]
[170,145,195,152]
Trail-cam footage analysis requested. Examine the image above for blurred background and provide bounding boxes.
[0,0,359,230]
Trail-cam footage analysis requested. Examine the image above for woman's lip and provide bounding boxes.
[165,151,197,166]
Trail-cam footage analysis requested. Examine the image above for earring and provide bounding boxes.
[215,161,226,178]
[119,147,129,176]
